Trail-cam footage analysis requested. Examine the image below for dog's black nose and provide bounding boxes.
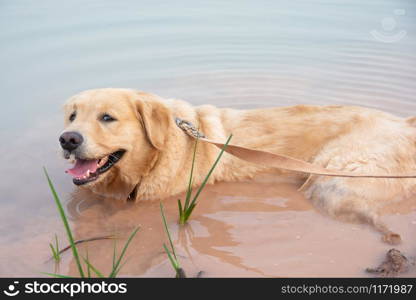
[59,132,84,151]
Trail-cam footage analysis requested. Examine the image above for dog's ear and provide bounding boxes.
[135,98,171,150]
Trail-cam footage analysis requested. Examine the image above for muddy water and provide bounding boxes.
[1,0,416,277]
[54,175,416,278]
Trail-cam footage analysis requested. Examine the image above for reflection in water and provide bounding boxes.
[1,0,416,276]
[57,177,416,277]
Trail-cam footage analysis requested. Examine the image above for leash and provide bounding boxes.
[175,117,416,179]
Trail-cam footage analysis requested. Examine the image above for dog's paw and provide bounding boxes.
[382,232,402,245]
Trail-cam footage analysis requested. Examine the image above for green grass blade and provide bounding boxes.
[184,138,198,211]
[108,226,140,278]
[177,199,183,220]
[43,167,85,278]
[86,250,91,278]
[184,184,193,211]
[54,234,60,261]
[187,135,232,216]
[163,244,179,270]
[109,239,131,277]
[111,258,130,278]
[160,202,177,260]
[184,203,197,220]
[49,243,58,261]
[42,272,72,278]
[82,257,105,278]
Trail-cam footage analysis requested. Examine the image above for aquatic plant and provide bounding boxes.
[177,135,232,225]
[49,234,60,263]
[160,202,186,278]
[43,168,139,278]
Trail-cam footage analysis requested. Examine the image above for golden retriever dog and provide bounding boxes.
[60,88,416,244]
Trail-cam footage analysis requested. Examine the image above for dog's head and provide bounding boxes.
[60,88,171,199]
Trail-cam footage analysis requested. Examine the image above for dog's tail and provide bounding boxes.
[406,116,416,127]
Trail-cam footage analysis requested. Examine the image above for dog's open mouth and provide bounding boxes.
[66,150,126,185]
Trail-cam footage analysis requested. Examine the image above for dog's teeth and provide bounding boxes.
[86,170,90,177]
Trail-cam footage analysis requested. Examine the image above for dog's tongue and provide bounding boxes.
[66,159,99,178]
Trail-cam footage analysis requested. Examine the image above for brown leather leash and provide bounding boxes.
[175,117,416,179]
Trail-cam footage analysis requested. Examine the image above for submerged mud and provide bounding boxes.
[367,249,414,277]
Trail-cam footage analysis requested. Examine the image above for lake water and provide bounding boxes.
[0,0,415,277]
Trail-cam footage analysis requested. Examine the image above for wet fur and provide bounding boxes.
[63,88,416,244]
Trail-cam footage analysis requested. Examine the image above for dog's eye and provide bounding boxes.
[69,112,76,122]
[101,114,116,122]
